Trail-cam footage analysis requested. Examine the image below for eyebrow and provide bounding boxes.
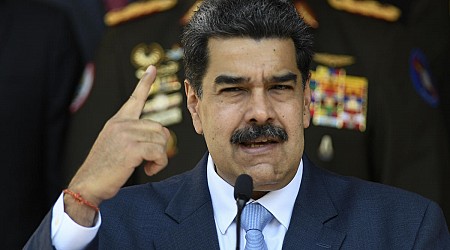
[214,75,247,85]
[214,72,298,85]
[270,72,297,84]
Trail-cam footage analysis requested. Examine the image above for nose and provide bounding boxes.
[244,90,275,124]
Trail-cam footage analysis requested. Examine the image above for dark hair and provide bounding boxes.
[182,0,313,97]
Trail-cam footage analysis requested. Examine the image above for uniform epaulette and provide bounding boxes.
[180,0,202,25]
[328,0,401,22]
[294,0,319,28]
[105,0,177,27]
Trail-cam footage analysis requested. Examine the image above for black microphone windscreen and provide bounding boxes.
[234,174,253,201]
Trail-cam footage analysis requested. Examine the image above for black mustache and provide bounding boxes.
[230,124,288,144]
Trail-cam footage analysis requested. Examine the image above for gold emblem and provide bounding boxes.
[105,0,177,26]
[131,43,183,94]
[132,42,184,127]
[294,1,319,28]
[328,0,401,22]
[318,135,334,161]
[313,53,355,68]
[131,43,165,70]
[181,0,203,25]
[141,106,183,126]
[132,42,184,158]
[141,92,183,114]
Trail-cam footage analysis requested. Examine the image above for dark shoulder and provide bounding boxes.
[309,161,442,232]
[6,1,68,21]
[310,163,450,247]
[316,163,433,210]
[103,170,190,210]
[100,153,208,218]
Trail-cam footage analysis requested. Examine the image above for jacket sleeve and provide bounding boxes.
[23,211,55,250]
[23,210,100,250]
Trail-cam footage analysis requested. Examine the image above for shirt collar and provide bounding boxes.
[207,154,303,235]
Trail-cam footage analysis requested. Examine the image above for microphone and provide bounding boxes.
[234,174,253,250]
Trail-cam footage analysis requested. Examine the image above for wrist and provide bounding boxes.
[63,189,99,212]
[63,191,98,227]
[67,176,104,207]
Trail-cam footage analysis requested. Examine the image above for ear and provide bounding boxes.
[303,78,311,128]
[184,80,203,134]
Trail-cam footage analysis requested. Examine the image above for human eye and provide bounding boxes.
[270,84,293,91]
[220,87,245,93]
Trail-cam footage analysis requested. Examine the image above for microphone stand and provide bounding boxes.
[236,198,246,250]
[234,174,253,250]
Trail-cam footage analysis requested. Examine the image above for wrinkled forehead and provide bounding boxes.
[204,37,300,79]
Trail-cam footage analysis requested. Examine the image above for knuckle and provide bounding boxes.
[104,118,122,131]
[141,119,163,130]
[145,144,166,159]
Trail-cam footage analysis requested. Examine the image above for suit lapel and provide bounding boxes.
[283,156,346,249]
[155,154,220,249]
[154,154,346,249]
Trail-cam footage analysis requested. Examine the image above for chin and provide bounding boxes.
[251,174,284,191]
[247,166,293,191]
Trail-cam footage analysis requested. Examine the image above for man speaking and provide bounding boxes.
[26,0,449,249]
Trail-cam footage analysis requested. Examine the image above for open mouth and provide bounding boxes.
[241,138,279,148]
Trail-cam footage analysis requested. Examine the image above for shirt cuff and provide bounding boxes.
[51,192,101,250]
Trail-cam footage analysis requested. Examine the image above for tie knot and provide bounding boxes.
[241,203,273,232]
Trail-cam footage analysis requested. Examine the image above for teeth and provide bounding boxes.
[253,139,268,143]
[243,138,275,147]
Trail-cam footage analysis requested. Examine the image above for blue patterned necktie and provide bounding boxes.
[241,203,274,250]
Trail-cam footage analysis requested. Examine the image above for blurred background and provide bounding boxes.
[0,0,448,248]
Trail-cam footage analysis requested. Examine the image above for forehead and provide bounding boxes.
[205,37,298,76]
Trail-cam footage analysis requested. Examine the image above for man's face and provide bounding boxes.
[185,37,311,192]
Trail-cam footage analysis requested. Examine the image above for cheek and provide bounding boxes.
[279,104,303,125]
[202,104,235,139]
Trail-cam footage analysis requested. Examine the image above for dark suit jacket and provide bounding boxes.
[25,154,450,249]
[0,0,82,248]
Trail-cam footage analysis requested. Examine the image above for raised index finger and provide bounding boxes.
[115,65,157,119]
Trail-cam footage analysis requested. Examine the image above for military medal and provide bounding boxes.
[131,42,185,157]
[410,49,439,107]
[310,65,368,132]
[318,134,334,162]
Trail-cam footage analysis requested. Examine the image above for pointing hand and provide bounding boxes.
[65,66,170,225]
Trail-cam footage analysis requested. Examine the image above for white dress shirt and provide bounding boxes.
[207,154,303,250]
[51,192,101,250]
[51,154,303,249]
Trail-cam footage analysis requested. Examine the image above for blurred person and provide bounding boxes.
[300,0,450,225]
[38,0,105,63]
[62,0,206,186]
[0,0,82,247]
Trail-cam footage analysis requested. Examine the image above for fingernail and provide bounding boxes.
[146,65,154,73]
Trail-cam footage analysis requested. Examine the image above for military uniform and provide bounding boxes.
[301,0,450,225]
[63,0,206,185]
[38,0,105,63]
